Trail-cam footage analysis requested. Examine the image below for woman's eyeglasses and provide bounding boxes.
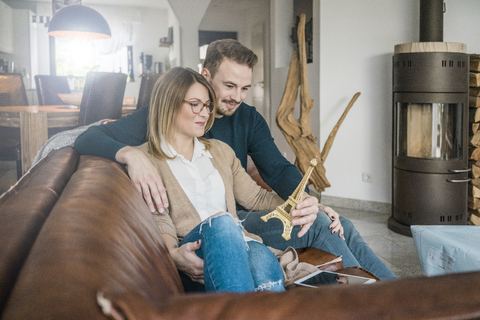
[184,100,214,114]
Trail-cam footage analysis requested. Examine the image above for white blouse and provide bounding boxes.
[161,137,227,221]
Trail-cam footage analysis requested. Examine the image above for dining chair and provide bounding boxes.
[0,73,28,107]
[136,73,161,109]
[0,73,28,180]
[34,75,71,105]
[78,72,127,126]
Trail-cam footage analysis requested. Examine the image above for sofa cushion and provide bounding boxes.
[2,155,182,319]
[0,147,78,314]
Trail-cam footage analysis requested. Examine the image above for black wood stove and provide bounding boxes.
[388,0,470,236]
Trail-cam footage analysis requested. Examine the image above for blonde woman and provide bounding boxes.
[137,67,286,293]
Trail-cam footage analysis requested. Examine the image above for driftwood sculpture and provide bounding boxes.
[276,13,360,193]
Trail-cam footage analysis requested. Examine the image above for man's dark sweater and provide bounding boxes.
[74,103,303,200]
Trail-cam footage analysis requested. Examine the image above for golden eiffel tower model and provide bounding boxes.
[261,158,318,240]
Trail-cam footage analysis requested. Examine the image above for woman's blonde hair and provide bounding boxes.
[147,67,217,160]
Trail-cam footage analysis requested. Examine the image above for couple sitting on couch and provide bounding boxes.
[74,39,396,293]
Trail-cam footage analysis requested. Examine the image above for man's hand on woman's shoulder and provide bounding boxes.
[116,146,169,213]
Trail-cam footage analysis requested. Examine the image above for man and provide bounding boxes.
[74,39,396,280]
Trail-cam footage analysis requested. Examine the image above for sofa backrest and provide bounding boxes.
[2,153,183,319]
[0,147,79,315]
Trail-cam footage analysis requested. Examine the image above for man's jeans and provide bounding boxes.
[180,214,285,293]
[237,210,397,280]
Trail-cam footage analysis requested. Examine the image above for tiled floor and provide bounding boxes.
[1,160,423,279]
[332,205,424,279]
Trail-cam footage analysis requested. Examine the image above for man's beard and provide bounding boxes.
[217,99,240,116]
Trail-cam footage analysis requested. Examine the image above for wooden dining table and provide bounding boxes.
[0,105,136,175]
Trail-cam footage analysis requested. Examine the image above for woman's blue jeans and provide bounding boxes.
[179,214,285,293]
[237,210,397,280]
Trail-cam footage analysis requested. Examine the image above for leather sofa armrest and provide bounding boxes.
[99,271,480,320]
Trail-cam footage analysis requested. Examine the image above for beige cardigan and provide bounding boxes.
[137,139,284,245]
[137,139,334,287]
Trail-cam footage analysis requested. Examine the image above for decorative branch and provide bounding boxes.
[276,13,360,193]
[320,92,361,162]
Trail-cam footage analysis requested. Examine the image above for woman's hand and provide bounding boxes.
[115,146,169,213]
[170,240,205,284]
[290,193,319,237]
[320,204,344,239]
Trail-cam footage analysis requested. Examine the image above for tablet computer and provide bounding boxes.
[294,270,376,287]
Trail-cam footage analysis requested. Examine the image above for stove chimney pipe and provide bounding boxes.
[419,0,444,42]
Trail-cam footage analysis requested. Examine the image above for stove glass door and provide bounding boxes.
[396,102,463,160]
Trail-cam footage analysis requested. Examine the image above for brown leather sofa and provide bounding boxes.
[1,147,480,320]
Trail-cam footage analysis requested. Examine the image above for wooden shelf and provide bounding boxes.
[159,41,172,47]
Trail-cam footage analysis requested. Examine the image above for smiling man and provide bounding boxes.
[202,58,251,116]
[74,39,396,282]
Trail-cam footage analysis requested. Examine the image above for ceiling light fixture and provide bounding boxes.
[48,4,111,39]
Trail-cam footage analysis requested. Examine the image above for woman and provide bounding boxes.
[137,67,286,293]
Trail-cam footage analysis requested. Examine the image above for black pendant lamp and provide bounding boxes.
[48,4,111,39]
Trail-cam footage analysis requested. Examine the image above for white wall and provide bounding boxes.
[443,0,480,52]
[167,8,181,69]
[268,0,321,166]
[199,0,269,108]
[0,1,43,91]
[0,1,13,54]
[313,0,480,204]
[123,7,170,99]
[272,0,294,69]
[316,0,417,204]
[167,0,211,69]
[34,3,52,78]
[12,9,34,89]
